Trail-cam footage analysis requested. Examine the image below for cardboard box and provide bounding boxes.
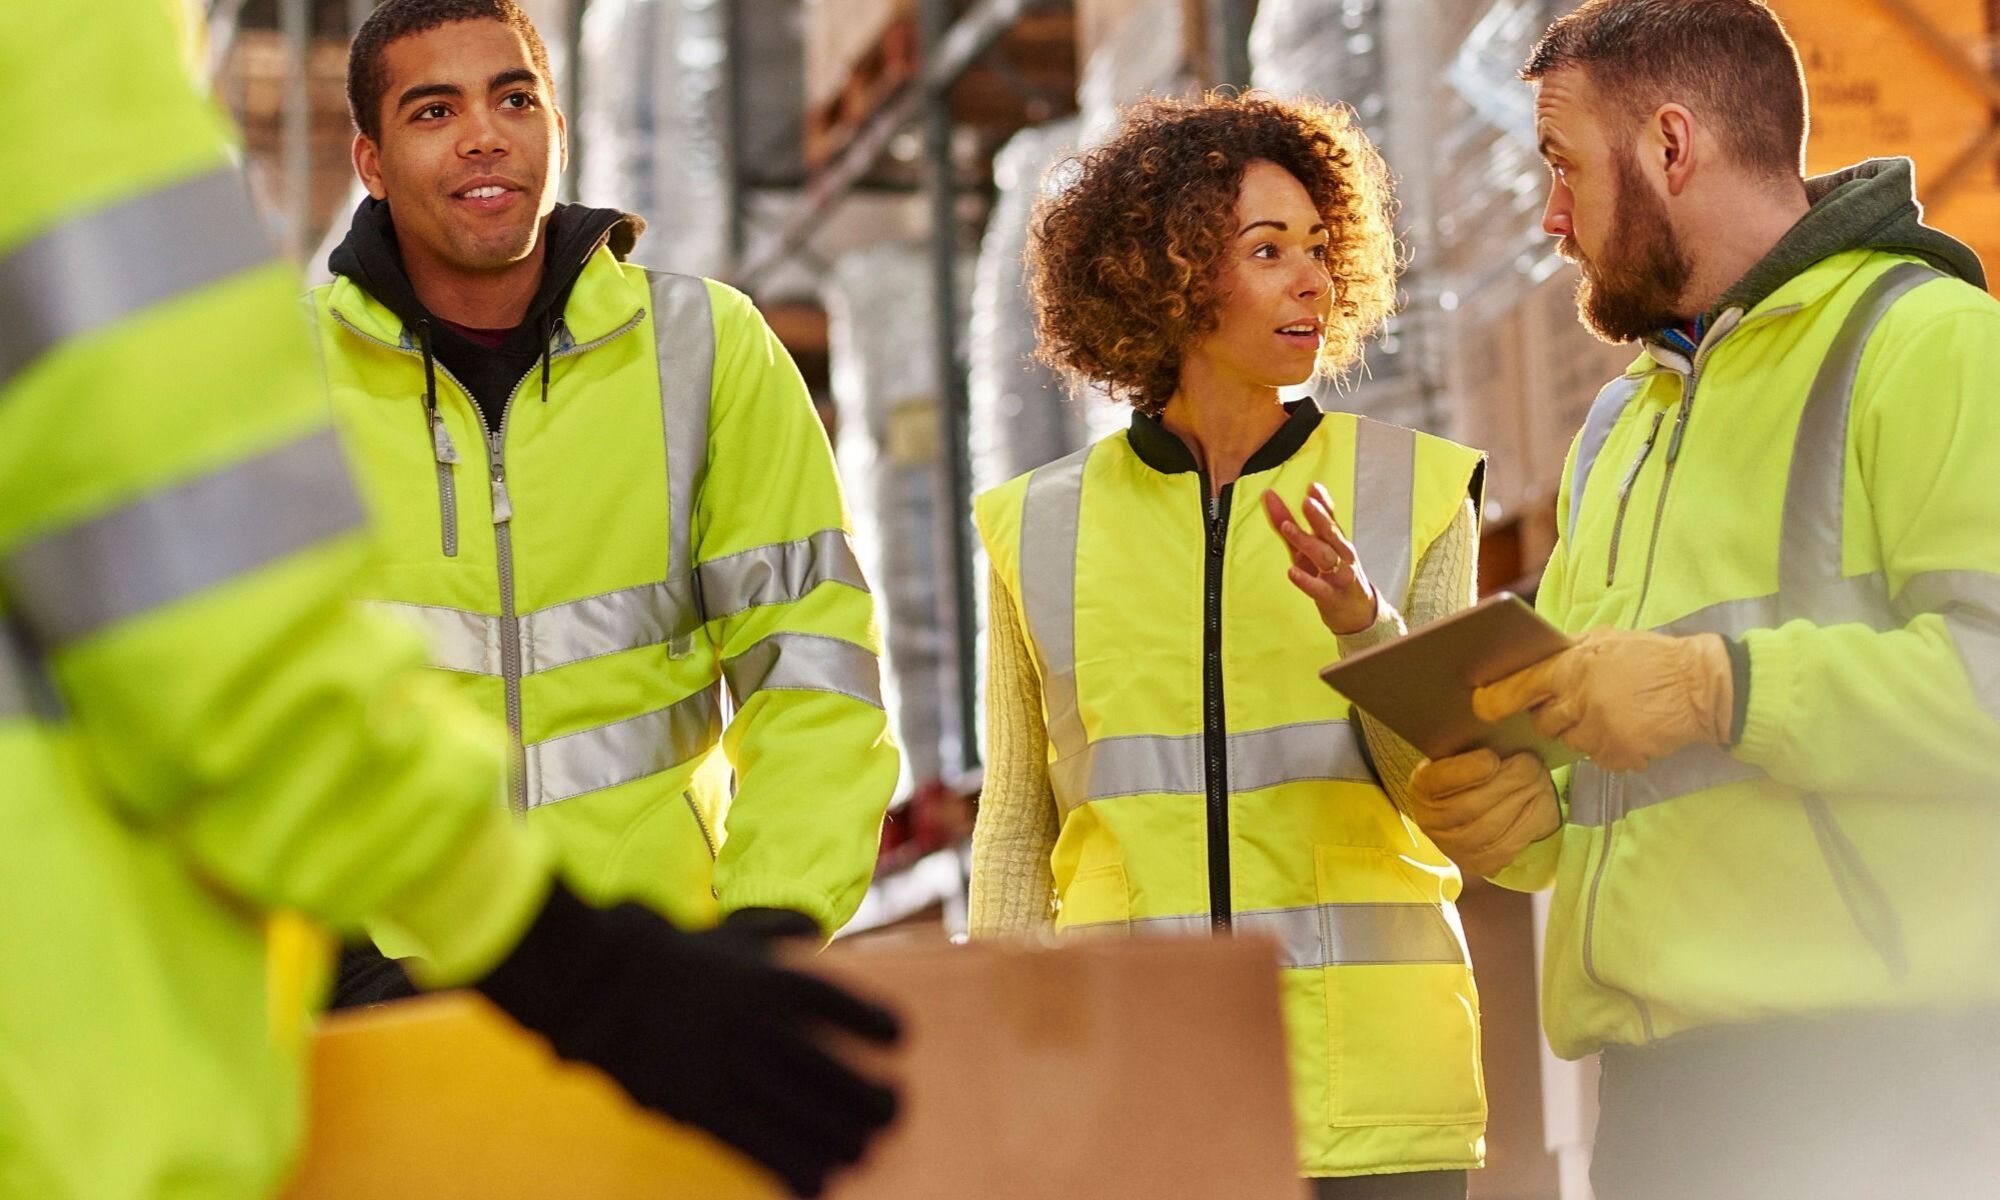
[283,937,1309,1200]
[803,0,916,114]
[1771,0,2000,286]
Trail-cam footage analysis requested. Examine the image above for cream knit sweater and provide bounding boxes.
[968,499,1480,936]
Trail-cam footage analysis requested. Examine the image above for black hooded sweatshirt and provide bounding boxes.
[326,196,644,433]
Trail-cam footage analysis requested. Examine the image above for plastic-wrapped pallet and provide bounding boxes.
[576,0,731,279]
[824,242,954,792]
[968,117,1123,496]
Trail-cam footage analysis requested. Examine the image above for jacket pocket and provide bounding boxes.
[1314,844,1485,1128]
[1802,793,1907,979]
[1053,862,1129,932]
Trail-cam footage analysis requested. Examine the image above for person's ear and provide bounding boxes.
[1653,103,1698,198]
[353,132,389,200]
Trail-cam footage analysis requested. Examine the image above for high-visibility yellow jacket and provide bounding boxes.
[310,248,896,934]
[1498,186,2000,1058]
[0,4,549,1196]
[975,403,1488,1177]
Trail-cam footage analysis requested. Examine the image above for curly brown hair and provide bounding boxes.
[1028,92,1397,416]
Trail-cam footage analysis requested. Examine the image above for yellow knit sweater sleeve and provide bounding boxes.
[1337,499,1481,810]
[967,567,1062,936]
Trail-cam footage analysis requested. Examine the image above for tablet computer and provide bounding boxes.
[1318,592,1577,768]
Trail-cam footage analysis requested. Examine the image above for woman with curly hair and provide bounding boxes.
[969,93,1489,1196]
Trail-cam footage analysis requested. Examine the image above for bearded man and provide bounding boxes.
[1398,2,2000,1197]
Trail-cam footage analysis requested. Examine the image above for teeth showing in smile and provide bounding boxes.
[463,186,508,199]
[1279,324,1317,335]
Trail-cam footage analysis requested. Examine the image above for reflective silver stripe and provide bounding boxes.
[1899,570,2000,724]
[4,430,363,646]
[696,529,868,623]
[1351,418,1415,612]
[0,624,33,721]
[1073,902,1467,968]
[1568,376,1647,546]
[1781,263,1939,596]
[1568,745,1765,827]
[1018,446,1093,766]
[649,272,717,647]
[724,632,883,708]
[0,167,275,395]
[1657,571,1897,639]
[1049,720,1374,810]
[361,599,501,675]
[522,685,722,809]
[523,582,675,673]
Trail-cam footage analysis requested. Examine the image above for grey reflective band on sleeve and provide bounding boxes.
[4,429,364,647]
[1351,418,1416,613]
[1898,569,2000,725]
[360,599,502,676]
[1068,901,1468,969]
[1017,445,1094,770]
[0,167,276,396]
[1048,720,1376,811]
[1567,745,1765,827]
[522,685,722,809]
[649,272,717,645]
[1780,262,1940,597]
[1656,571,1897,639]
[1569,376,1647,546]
[0,623,34,722]
[723,632,883,709]
[695,528,868,623]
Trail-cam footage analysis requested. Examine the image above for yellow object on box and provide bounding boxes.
[281,993,781,1200]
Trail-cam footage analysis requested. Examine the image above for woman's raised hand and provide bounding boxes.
[1260,484,1380,636]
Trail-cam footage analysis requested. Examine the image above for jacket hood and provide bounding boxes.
[326,196,645,347]
[1710,156,1986,319]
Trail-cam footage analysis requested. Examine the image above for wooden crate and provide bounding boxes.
[805,0,917,112]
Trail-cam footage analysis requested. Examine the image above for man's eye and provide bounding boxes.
[502,92,539,110]
[415,103,450,121]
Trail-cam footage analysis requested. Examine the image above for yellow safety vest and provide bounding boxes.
[1512,251,2000,1058]
[975,404,1488,1177]
[311,259,898,933]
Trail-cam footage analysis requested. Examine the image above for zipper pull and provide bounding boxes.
[487,433,512,524]
[1615,410,1668,503]
[1665,399,1693,464]
[429,409,459,465]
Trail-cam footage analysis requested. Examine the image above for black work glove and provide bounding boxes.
[476,882,900,1198]
[329,942,420,1009]
[722,906,824,942]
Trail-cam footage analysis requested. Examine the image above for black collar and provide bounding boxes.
[1125,398,1323,478]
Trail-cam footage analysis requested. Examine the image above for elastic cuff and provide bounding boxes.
[1722,635,1752,746]
[1732,630,1790,769]
[720,877,840,940]
[1487,826,1563,893]
[1335,596,1408,653]
[371,810,554,988]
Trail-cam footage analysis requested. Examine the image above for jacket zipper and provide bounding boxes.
[685,790,720,861]
[1604,410,1665,586]
[1581,309,1746,1041]
[1201,476,1233,931]
[331,305,650,812]
[429,407,460,557]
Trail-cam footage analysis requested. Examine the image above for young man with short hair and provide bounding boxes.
[1403,2,2000,1195]
[317,0,897,975]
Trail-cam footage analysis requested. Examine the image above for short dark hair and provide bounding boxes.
[1521,0,1807,179]
[1028,93,1396,416]
[346,0,553,142]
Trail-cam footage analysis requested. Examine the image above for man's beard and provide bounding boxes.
[1561,153,1694,344]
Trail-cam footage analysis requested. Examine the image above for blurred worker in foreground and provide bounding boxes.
[972,94,1489,1197]
[1402,2,2000,1196]
[0,3,897,1197]
[316,0,897,1006]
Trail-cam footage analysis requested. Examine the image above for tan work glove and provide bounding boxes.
[1408,750,1561,877]
[1472,628,1733,774]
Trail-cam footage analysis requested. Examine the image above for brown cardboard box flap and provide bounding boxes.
[284,935,1307,1199]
